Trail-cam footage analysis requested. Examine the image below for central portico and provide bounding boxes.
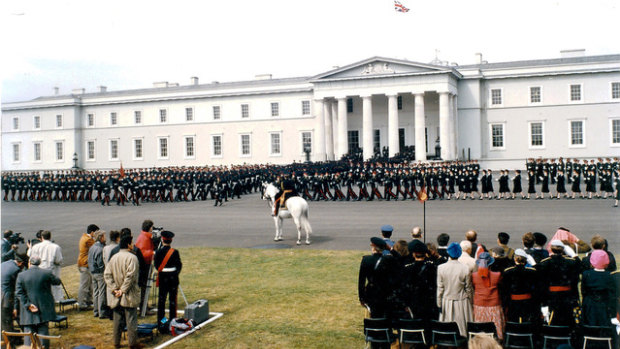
[310,57,460,162]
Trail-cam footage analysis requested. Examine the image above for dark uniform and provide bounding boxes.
[500,264,541,323]
[536,253,581,326]
[358,238,396,318]
[273,178,298,216]
[154,231,182,329]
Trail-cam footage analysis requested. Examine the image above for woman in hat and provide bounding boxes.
[471,252,504,339]
[581,250,615,326]
[437,242,473,337]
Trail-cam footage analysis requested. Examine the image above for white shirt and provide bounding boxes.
[28,239,63,272]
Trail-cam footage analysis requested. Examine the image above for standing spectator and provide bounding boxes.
[1,255,26,346]
[581,250,615,326]
[109,228,148,309]
[135,220,155,308]
[104,234,141,349]
[410,226,423,242]
[380,225,395,256]
[401,240,438,322]
[358,237,396,318]
[154,231,182,331]
[471,252,504,340]
[497,232,515,260]
[581,234,617,272]
[78,224,98,310]
[103,230,120,266]
[15,256,61,349]
[458,240,477,273]
[489,247,514,273]
[88,230,107,319]
[465,230,486,259]
[500,249,541,324]
[436,233,450,259]
[1,230,18,262]
[530,232,549,264]
[437,242,474,337]
[27,230,63,301]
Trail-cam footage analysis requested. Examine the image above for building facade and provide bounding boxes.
[2,51,620,171]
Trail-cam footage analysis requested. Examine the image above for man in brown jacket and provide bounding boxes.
[77,224,98,310]
[104,234,141,349]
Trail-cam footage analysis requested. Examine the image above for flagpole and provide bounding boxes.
[423,200,426,244]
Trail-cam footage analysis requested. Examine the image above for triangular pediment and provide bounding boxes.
[311,56,453,81]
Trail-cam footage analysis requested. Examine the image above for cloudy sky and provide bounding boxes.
[1,0,618,103]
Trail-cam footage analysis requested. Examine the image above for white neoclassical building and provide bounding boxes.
[2,50,620,171]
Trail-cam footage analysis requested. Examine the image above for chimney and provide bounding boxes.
[475,53,483,64]
[255,74,272,80]
[53,87,59,95]
[98,86,107,93]
[168,83,179,87]
[153,81,169,88]
[560,49,586,58]
[72,88,85,95]
[191,77,199,85]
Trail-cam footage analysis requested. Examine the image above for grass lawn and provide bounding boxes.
[53,247,368,348]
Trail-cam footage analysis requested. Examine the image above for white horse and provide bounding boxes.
[262,183,312,245]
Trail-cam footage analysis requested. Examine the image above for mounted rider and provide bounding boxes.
[272,173,299,216]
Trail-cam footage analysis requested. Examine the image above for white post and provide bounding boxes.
[313,99,326,161]
[414,93,426,161]
[337,97,348,159]
[387,94,399,158]
[331,102,338,161]
[362,95,373,160]
[439,92,450,160]
[324,101,334,161]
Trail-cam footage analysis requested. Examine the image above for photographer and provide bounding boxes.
[1,230,21,262]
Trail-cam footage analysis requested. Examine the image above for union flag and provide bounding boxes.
[394,0,410,12]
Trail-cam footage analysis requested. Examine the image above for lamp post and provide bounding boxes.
[303,144,311,163]
[72,152,79,169]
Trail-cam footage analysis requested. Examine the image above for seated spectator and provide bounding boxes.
[436,233,450,259]
[581,234,617,272]
[468,335,502,349]
[458,240,476,273]
[497,232,515,260]
[581,250,615,326]
[471,252,504,339]
[530,232,549,264]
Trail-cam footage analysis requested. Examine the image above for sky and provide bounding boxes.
[1,0,619,103]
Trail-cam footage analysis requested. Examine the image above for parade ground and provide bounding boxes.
[2,193,618,265]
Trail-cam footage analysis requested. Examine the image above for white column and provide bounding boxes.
[447,94,454,160]
[439,92,450,160]
[337,97,348,159]
[453,95,459,160]
[414,93,426,161]
[324,101,334,161]
[331,102,338,160]
[362,95,373,160]
[313,99,326,161]
[387,94,399,158]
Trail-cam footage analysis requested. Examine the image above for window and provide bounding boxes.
[397,95,403,110]
[530,86,542,104]
[490,123,505,149]
[373,129,380,150]
[212,135,222,157]
[134,111,142,124]
[241,104,249,118]
[87,141,95,160]
[110,112,117,126]
[612,82,620,99]
[33,142,41,162]
[12,143,20,162]
[301,131,312,153]
[185,136,195,158]
[12,117,19,130]
[302,100,310,115]
[347,98,353,113]
[133,139,143,159]
[347,130,359,153]
[529,122,545,148]
[213,106,221,120]
[158,137,169,159]
[490,89,502,105]
[570,84,582,102]
[56,114,63,128]
[271,102,279,117]
[569,120,585,147]
[185,107,194,122]
[110,139,119,160]
[611,119,620,145]
[33,116,41,130]
[240,134,251,156]
[270,133,281,156]
[87,114,94,127]
[55,141,64,161]
[159,109,167,123]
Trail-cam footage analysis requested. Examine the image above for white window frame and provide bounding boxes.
[269,131,282,156]
[568,119,586,148]
[159,108,168,123]
[185,107,194,122]
[54,140,65,162]
[33,115,41,130]
[11,143,21,163]
[184,135,196,159]
[490,88,503,106]
[300,131,313,155]
[134,110,142,125]
[270,102,280,117]
[241,104,249,119]
[109,139,120,161]
[489,123,506,150]
[211,134,223,158]
[529,86,542,105]
[55,114,63,128]
[611,82,620,100]
[610,118,620,147]
[212,105,221,120]
[87,113,95,127]
[12,117,19,130]
[133,138,144,160]
[301,100,311,115]
[85,140,96,161]
[158,136,169,160]
[239,133,251,157]
[528,121,545,149]
[110,112,118,126]
[33,142,42,162]
[569,83,583,103]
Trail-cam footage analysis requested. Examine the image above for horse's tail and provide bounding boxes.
[301,203,312,236]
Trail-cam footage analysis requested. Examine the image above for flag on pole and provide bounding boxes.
[394,0,410,12]
[119,162,125,178]
[417,186,428,203]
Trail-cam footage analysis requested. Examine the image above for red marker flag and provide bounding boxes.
[417,186,428,203]
[394,0,410,12]
[119,162,126,178]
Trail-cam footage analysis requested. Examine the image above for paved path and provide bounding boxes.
[1,194,618,266]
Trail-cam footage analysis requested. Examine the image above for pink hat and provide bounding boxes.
[590,250,610,270]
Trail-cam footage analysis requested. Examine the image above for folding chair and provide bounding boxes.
[504,322,535,349]
[581,325,614,349]
[34,333,66,349]
[467,321,497,339]
[50,314,68,329]
[541,325,571,349]
[363,318,396,347]
[57,280,78,313]
[430,320,467,348]
[2,330,38,349]
[395,318,427,348]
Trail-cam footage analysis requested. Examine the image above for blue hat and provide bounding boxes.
[381,225,393,233]
[447,242,462,259]
[370,237,387,249]
[476,252,495,267]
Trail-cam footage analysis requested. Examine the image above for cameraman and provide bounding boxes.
[1,230,19,262]
[135,219,155,311]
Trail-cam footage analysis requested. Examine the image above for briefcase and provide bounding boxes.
[184,299,209,324]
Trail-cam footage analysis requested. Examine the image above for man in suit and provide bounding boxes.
[1,255,26,346]
[15,256,61,349]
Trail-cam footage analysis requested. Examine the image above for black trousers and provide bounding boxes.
[157,280,179,324]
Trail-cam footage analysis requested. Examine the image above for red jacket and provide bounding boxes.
[471,269,502,307]
[135,231,154,265]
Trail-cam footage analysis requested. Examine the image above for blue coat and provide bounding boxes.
[1,260,22,309]
[15,265,61,325]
